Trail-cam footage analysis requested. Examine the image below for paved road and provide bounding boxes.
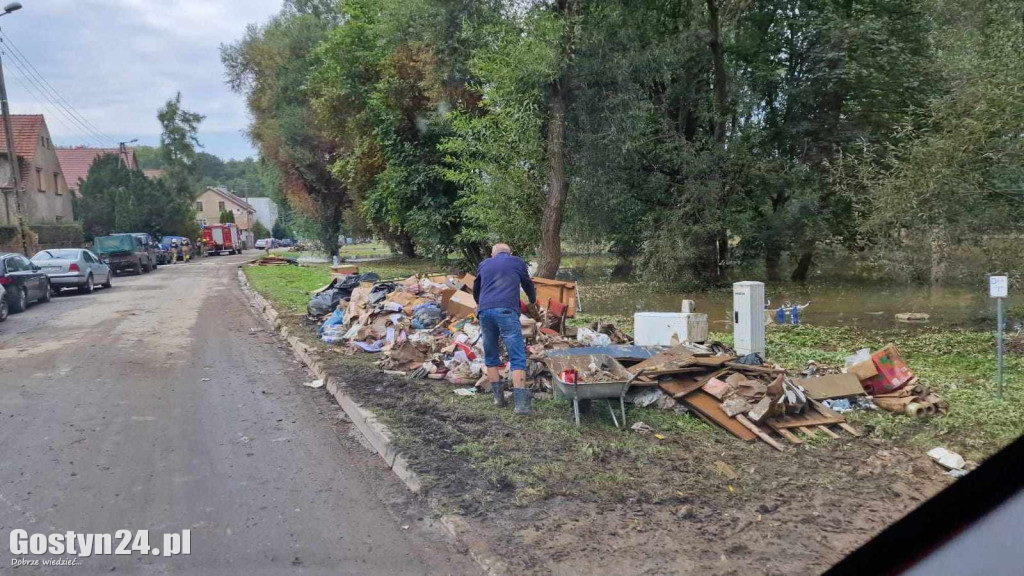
[0,254,476,575]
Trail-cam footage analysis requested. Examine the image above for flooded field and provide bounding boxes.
[575,280,1022,330]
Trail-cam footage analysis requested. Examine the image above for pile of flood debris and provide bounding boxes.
[307,269,584,385]
[306,269,946,449]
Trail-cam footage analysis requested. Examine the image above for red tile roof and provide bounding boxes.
[0,114,44,187]
[54,147,138,193]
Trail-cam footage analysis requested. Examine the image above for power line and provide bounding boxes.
[2,57,107,147]
[0,31,112,143]
[0,46,112,147]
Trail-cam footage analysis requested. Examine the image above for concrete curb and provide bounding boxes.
[236,266,506,575]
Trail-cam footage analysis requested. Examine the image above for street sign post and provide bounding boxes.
[989,276,1008,399]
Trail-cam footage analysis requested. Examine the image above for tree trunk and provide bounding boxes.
[765,248,781,282]
[706,0,728,144]
[318,194,344,259]
[929,228,949,285]
[705,0,730,280]
[791,247,815,282]
[398,233,417,259]
[538,81,568,279]
[537,0,578,279]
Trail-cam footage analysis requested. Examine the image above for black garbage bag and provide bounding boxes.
[734,352,765,366]
[368,281,397,305]
[308,290,343,317]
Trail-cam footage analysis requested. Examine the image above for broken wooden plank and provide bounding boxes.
[682,391,756,441]
[736,414,785,451]
[777,428,804,445]
[798,426,818,438]
[817,425,841,439]
[838,422,862,437]
[724,362,786,374]
[658,377,707,398]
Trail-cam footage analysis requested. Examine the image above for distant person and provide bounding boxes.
[473,243,538,414]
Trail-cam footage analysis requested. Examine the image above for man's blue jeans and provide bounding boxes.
[478,307,527,372]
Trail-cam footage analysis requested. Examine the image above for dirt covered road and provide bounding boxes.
[0,255,477,575]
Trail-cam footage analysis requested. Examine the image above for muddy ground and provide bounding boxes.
[264,316,956,576]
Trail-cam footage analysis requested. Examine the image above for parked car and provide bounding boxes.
[155,242,175,265]
[278,238,295,248]
[31,248,113,294]
[255,238,271,249]
[160,236,193,262]
[94,234,152,275]
[0,288,8,322]
[0,252,51,312]
[130,233,159,270]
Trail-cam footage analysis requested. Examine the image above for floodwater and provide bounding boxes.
[576,280,1022,331]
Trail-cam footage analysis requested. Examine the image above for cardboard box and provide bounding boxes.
[445,290,477,320]
[861,344,914,395]
[533,277,577,317]
[848,360,879,381]
[794,374,866,400]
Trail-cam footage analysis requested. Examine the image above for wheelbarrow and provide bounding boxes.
[549,354,643,429]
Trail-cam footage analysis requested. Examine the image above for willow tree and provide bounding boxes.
[221,2,349,257]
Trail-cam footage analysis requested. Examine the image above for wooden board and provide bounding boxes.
[766,410,844,431]
[724,362,786,374]
[777,428,804,444]
[657,377,707,398]
[817,425,841,439]
[682,391,757,442]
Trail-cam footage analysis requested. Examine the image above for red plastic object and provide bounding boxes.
[559,369,578,385]
[861,345,914,395]
[455,341,476,361]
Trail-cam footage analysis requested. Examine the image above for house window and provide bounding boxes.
[218,201,225,212]
[36,167,44,192]
[55,215,64,223]
[54,173,61,195]
[195,201,203,212]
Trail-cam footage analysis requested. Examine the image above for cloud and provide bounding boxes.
[2,0,282,159]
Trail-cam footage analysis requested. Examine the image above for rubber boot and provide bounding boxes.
[513,388,534,415]
[491,380,506,407]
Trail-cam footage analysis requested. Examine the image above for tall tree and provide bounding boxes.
[157,92,206,199]
[222,1,349,257]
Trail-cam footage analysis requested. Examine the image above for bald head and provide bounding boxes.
[491,243,511,257]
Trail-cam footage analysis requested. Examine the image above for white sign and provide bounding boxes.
[989,276,1008,298]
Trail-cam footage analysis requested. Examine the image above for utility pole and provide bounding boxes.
[0,36,27,254]
[0,3,26,254]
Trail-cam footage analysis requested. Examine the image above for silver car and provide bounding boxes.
[31,248,112,294]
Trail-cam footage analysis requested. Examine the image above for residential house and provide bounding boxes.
[194,187,257,247]
[247,197,279,233]
[0,115,73,226]
[54,146,140,196]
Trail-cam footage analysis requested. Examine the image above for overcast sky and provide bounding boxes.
[2,0,283,160]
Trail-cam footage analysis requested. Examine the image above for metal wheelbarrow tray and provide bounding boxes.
[547,354,636,428]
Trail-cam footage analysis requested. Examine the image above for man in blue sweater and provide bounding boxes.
[473,243,538,414]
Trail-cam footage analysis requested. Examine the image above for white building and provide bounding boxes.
[247,197,279,232]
